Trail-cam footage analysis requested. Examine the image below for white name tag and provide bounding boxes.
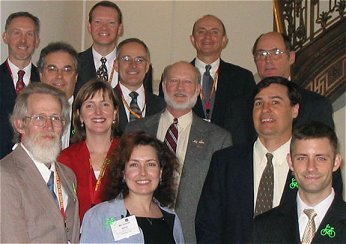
[110,215,140,241]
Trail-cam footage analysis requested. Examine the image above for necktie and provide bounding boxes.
[255,153,274,216]
[96,57,108,82]
[47,171,59,206]
[302,209,317,244]
[16,70,26,95]
[129,91,142,121]
[164,118,178,153]
[202,65,214,119]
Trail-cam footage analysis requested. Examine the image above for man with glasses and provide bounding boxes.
[38,42,78,149]
[0,12,41,159]
[114,38,165,134]
[1,83,80,243]
[252,32,334,129]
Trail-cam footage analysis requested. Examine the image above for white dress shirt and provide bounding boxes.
[195,57,220,90]
[7,59,32,87]
[119,83,146,121]
[92,47,118,88]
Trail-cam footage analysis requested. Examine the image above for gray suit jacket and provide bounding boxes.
[125,111,232,243]
[0,145,80,243]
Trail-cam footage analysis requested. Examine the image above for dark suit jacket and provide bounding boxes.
[125,111,232,243]
[195,144,343,243]
[114,86,166,134]
[75,47,153,96]
[0,61,40,159]
[295,87,335,129]
[0,144,80,243]
[252,195,346,243]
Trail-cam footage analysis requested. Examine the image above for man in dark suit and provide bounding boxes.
[75,1,152,95]
[195,77,343,243]
[114,38,165,134]
[253,121,345,243]
[252,31,334,129]
[126,61,232,243]
[0,11,40,159]
[1,83,80,243]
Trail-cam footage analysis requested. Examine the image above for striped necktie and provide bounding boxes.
[164,118,178,153]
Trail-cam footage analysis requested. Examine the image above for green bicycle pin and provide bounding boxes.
[105,217,116,228]
[320,224,336,238]
[289,177,298,189]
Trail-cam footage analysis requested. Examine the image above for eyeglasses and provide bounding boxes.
[44,65,76,75]
[254,48,289,61]
[24,114,65,128]
[119,55,147,65]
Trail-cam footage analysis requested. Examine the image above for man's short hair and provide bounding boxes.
[11,83,70,142]
[253,76,301,106]
[5,11,40,33]
[252,32,292,55]
[116,38,151,61]
[161,61,201,85]
[37,42,78,72]
[192,14,227,36]
[89,1,122,24]
[291,121,338,155]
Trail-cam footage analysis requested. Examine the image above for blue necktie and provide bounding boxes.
[47,171,59,206]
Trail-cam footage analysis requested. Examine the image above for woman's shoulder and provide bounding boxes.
[84,198,127,220]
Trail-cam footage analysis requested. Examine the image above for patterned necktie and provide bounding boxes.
[47,171,59,206]
[202,65,214,119]
[96,57,108,82]
[16,70,26,95]
[255,153,274,216]
[302,209,317,244]
[129,91,142,121]
[164,118,178,153]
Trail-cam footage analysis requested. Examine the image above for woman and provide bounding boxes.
[80,132,184,243]
[59,79,120,221]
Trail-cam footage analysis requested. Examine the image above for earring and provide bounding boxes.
[81,121,84,128]
[112,120,116,125]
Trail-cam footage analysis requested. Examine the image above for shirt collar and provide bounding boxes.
[92,46,117,63]
[195,57,220,76]
[163,109,193,130]
[119,83,145,99]
[254,137,291,166]
[7,59,32,81]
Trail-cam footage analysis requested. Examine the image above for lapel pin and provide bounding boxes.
[192,139,205,145]
[289,177,299,189]
[320,224,336,238]
[105,217,116,228]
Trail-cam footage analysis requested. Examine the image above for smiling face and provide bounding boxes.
[40,51,77,99]
[288,138,341,205]
[79,90,117,137]
[124,145,162,198]
[2,16,40,67]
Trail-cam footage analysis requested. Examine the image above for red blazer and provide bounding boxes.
[59,138,120,221]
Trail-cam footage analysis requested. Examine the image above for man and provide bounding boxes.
[252,32,334,129]
[126,61,232,242]
[0,83,80,243]
[253,121,345,243]
[195,77,343,243]
[38,41,78,149]
[76,1,152,95]
[0,11,40,159]
[114,38,165,134]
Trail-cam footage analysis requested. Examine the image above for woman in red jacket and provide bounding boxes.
[59,79,120,221]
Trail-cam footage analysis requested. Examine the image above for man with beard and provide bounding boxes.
[0,83,80,243]
[125,61,232,243]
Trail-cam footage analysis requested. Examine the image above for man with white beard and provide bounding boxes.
[125,61,232,242]
[0,83,80,243]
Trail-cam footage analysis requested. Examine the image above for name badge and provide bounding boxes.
[110,215,140,241]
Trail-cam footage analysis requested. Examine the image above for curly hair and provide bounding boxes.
[105,131,179,207]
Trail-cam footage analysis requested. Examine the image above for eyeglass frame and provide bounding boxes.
[119,55,148,65]
[44,64,76,75]
[254,48,290,61]
[23,114,66,128]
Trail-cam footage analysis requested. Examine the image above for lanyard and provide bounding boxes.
[107,59,116,85]
[55,169,67,224]
[117,85,146,119]
[93,158,111,192]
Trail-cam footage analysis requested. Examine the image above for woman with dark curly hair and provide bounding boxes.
[80,132,184,243]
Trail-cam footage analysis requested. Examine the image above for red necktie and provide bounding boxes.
[16,70,26,95]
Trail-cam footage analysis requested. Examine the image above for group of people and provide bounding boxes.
[0,1,344,243]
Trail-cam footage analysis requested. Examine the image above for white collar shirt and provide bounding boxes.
[195,57,220,90]
[119,83,146,121]
[7,59,32,87]
[92,47,118,88]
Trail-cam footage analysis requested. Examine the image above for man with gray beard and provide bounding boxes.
[0,83,80,243]
[125,61,232,242]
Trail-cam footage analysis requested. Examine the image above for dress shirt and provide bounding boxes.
[20,143,68,210]
[119,83,146,121]
[92,47,118,88]
[297,188,335,240]
[195,57,220,90]
[7,59,32,87]
[253,138,290,209]
[61,96,73,150]
[157,110,192,180]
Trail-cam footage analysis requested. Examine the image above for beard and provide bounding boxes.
[25,132,62,164]
[164,89,199,111]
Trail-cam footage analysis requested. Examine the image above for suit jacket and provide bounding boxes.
[75,47,153,96]
[125,111,232,243]
[0,61,40,159]
[252,195,346,243]
[195,144,343,243]
[0,144,80,243]
[114,86,166,134]
[295,87,335,129]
